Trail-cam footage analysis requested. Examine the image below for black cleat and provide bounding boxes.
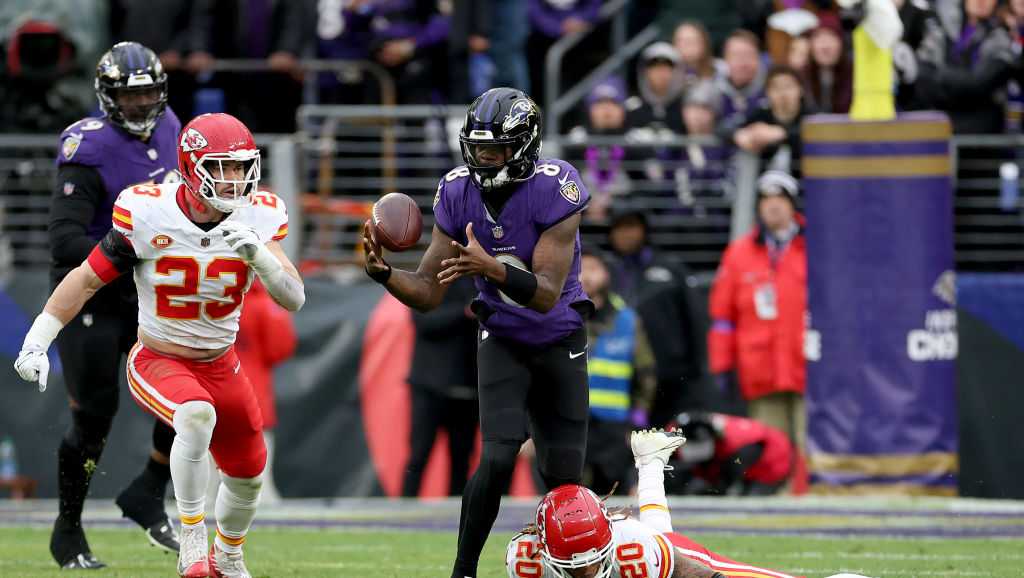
[51,519,106,570]
[144,518,180,554]
[60,553,107,570]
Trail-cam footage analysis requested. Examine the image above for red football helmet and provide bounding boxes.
[536,485,615,578]
[177,113,260,213]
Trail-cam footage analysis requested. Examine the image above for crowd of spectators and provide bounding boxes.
[2,1,1019,137]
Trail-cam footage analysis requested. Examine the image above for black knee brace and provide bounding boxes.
[537,445,584,489]
[65,410,114,457]
[151,420,175,457]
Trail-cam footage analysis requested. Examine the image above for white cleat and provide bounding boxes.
[210,542,252,578]
[177,522,209,578]
[631,429,686,468]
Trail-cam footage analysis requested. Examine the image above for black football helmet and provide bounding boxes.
[95,42,168,138]
[459,87,542,192]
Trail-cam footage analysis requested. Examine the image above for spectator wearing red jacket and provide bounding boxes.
[235,278,297,502]
[707,170,806,454]
[667,411,794,495]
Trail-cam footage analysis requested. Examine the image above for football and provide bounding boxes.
[371,192,423,252]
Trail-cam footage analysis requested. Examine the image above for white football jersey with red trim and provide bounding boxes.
[111,182,288,349]
[506,518,674,578]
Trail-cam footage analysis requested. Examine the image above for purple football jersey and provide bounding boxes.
[56,108,182,240]
[433,158,591,346]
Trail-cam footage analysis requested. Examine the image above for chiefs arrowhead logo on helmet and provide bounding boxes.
[180,128,209,152]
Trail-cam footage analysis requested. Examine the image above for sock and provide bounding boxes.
[117,457,174,528]
[214,474,263,554]
[56,411,112,528]
[171,401,216,526]
[451,441,518,578]
[636,461,673,534]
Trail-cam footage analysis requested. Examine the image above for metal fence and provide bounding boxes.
[2,119,1022,274]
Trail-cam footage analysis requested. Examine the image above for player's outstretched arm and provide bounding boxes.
[671,551,725,578]
[364,222,456,312]
[14,260,109,391]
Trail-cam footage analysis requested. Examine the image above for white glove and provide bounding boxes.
[14,311,63,392]
[14,348,49,392]
[220,220,262,261]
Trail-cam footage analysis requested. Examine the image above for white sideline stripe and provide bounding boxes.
[127,344,181,412]
[127,385,173,426]
[676,547,796,578]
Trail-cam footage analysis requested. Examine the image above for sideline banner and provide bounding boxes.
[802,112,958,495]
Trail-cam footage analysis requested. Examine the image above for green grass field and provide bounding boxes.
[0,527,1021,578]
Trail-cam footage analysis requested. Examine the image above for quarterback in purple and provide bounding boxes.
[364,87,592,578]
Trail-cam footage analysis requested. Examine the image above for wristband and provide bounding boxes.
[24,311,64,351]
[368,263,392,285]
[500,263,538,306]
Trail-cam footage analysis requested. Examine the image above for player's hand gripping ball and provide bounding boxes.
[370,192,422,252]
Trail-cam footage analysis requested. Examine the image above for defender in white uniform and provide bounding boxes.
[506,430,872,578]
[15,113,304,578]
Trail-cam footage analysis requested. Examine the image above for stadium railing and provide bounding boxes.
[1,126,1020,274]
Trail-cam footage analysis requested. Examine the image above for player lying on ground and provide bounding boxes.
[506,430,871,578]
[15,112,304,578]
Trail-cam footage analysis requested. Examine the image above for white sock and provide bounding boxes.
[171,400,217,526]
[636,461,673,534]
[214,472,263,554]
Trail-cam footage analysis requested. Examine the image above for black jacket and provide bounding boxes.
[408,276,478,398]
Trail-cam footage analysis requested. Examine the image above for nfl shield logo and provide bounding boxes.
[201,237,210,247]
[62,182,75,196]
[492,225,504,239]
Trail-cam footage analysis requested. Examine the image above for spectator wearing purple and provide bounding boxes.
[803,11,852,114]
[566,77,633,222]
[915,0,1013,134]
[714,30,767,139]
[625,41,686,134]
[526,0,603,112]
[369,0,451,104]
[731,65,811,176]
[671,82,731,218]
[316,0,379,104]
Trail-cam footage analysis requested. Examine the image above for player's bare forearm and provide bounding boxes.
[43,262,106,324]
[528,213,580,313]
[671,551,721,578]
[380,225,456,312]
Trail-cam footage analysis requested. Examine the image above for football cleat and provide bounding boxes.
[210,542,252,578]
[146,518,180,554]
[631,429,686,468]
[60,552,107,570]
[177,522,209,578]
[50,519,106,569]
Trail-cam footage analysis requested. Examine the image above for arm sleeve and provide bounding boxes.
[708,247,738,374]
[49,164,106,266]
[87,228,138,283]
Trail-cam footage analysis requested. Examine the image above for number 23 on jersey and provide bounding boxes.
[155,256,249,320]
